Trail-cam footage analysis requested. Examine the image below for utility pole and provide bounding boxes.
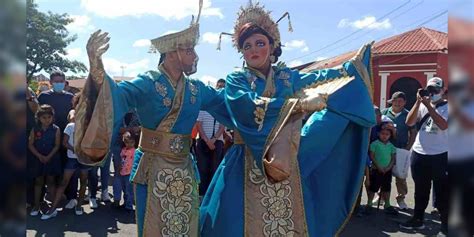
[120,65,126,77]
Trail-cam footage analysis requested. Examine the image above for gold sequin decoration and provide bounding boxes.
[155,82,168,97]
[163,97,172,107]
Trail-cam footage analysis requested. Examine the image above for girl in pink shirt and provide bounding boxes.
[112,132,135,211]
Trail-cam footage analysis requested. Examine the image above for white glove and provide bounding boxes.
[299,92,328,112]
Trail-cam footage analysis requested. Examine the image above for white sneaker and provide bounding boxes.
[29,209,40,216]
[65,199,77,209]
[372,195,385,206]
[101,192,111,202]
[372,195,379,204]
[89,198,98,209]
[40,209,57,220]
[397,199,409,210]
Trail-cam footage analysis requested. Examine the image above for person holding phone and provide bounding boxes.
[401,77,448,235]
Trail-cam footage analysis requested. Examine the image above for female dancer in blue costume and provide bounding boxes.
[200,2,376,236]
[74,1,230,236]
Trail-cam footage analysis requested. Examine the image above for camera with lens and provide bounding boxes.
[418,89,429,97]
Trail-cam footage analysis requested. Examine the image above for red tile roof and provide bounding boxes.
[300,50,356,72]
[299,27,447,72]
[374,27,447,54]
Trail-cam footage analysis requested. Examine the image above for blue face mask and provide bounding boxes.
[431,93,442,102]
[52,82,65,92]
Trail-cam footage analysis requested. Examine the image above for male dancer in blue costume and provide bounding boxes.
[74,1,229,236]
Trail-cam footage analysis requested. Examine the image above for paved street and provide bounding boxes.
[27,170,441,237]
[340,169,440,237]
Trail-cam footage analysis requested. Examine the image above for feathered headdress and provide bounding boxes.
[217,0,292,52]
[149,0,203,54]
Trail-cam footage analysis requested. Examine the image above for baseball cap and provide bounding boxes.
[427,77,444,88]
[381,115,397,127]
[387,91,406,103]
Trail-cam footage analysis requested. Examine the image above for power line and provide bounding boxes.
[286,0,412,62]
[416,10,448,27]
[304,0,426,62]
[292,8,447,66]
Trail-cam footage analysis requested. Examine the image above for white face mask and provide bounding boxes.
[431,93,443,102]
[184,55,199,76]
[177,50,198,76]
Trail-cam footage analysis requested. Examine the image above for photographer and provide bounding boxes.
[400,77,448,235]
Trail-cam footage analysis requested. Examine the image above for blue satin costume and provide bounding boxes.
[200,45,375,237]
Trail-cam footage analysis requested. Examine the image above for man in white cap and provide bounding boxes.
[401,77,448,235]
[73,1,231,236]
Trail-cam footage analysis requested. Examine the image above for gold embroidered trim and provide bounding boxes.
[153,168,193,236]
[352,58,373,101]
[139,128,191,158]
[249,160,296,236]
[159,64,180,91]
[188,81,199,105]
[254,97,270,131]
[244,144,308,237]
[294,75,354,99]
[351,42,374,101]
[156,66,187,132]
[247,67,276,132]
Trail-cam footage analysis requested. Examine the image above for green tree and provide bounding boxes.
[26,0,87,80]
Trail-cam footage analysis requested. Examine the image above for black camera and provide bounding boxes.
[418,89,429,97]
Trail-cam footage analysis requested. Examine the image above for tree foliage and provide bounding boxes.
[26,0,87,80]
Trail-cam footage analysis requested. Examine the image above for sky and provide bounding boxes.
[34,0,452,86]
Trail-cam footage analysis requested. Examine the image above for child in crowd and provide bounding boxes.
[112,132,135,212]
[41,109,91,219]
[367,126,398,215]
[28,105,62,216]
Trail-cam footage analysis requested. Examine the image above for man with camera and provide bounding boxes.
[400,77,448,235]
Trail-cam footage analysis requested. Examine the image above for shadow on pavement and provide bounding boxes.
[27,200,136,237]
[341,206,442,237]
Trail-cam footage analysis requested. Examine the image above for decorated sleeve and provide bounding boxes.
[292,43,376,128]
[226,71,299,171]
[75,72,153,166]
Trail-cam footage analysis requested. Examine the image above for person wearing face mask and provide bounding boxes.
[37,70,78,208]
[73,1,231,236]
[401,77,448,235]
[38,71,74,133]
[200,2,375,236]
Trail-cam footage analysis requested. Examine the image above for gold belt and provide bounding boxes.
[139,128,191,158]
[234,130,245,145]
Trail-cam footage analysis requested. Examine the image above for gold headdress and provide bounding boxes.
[149,0,203,54]
[217,0,292,52]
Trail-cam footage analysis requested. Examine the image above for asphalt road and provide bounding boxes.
[27,169,441,237]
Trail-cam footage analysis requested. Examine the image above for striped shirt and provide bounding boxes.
[197,111,223,141]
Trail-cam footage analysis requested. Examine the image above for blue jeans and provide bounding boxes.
[88,146,119,198]
[113,174,134,209]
